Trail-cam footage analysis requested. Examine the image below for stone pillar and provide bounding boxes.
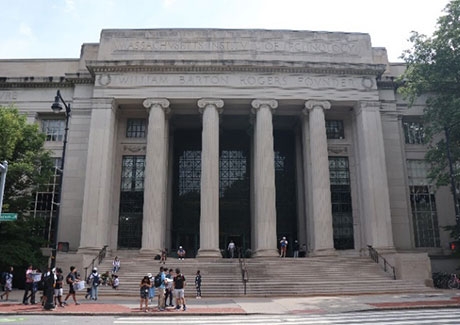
[79,99,117,253]
[140,98,170,255]
[197,98,224,258]
[304,100,335,255]
[251,99,279,257]
[354,101,394,250]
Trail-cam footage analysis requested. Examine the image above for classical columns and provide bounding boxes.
[251,99,279,257]
[303,100,335,255]
[354,101,394,250]
[197,98,224,257]
[79,99,117,253]
[140,98,170,255]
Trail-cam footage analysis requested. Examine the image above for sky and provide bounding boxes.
[0,0,451,62]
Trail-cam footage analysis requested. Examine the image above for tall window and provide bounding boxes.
[42,119,65,141]
[325,120,344,139]
[118,155,145,248]
[126,119,146,138]
[407,160,440,247]
[329,157,354,249]
[403,120,425,144]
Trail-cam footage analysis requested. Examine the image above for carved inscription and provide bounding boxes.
[112,39,363,57]
[0,91,18,101]
[98,73,375,90]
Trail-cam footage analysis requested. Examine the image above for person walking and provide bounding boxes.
[293,240,300,258]
[147,273,155,303]
[279,237,288,258]
[195,270,202,299]
[54,268,65,307]
[173,268,186,311]
[139,275,151,312]
[89,267,101,300]
[0,266,13,301]
[156,266,166,311]
[165,268,174,307]
[160,249,167,264]
[22,265,36,305]
[227,240,236,258]
[42,267,56,310]
[63,266,80,305]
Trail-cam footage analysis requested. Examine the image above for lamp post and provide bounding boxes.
[50,90,71,269]
[445,126,460,238]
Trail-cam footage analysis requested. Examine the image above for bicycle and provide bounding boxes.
[447,273,460,289]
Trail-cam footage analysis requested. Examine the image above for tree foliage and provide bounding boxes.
[399,0,460,187]
[0,105,53,272]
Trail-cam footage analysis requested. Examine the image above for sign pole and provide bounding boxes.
[0,161,8,215]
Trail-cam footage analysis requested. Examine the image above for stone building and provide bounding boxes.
[0,29,455,275]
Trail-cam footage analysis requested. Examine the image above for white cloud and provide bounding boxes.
[163,0,176,8]
[64,0,76,13]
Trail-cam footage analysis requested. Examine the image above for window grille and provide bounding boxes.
[126,119,146,138]
[42,119,65,141]
[325,120,344,139]
[403,120,425,144]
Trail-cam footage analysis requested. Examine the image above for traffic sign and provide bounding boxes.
[0,213,17,221]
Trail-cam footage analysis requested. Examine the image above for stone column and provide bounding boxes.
[354,101,394,250]
[79,99,117,253]
[140,98,170,255]
[251,99,279,257]
[304,100,335,255]
[197,98,224,258]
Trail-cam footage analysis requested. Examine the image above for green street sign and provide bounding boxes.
[0,213,17,221]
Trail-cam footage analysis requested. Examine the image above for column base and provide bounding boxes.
[139,248,161,256]
[252,249,279,258]
[310,248,337,257]
[196,249,221,258]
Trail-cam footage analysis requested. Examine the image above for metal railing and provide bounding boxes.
[367,245,396,280]
[238,248,249,295]
[84,245,109,280]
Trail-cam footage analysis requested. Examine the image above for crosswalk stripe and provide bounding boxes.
[114,309,460,324]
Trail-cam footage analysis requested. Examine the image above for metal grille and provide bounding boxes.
[126,118,146,138]
[219,131,251,252]
[329,157,354,249]
[403,120,425,144]
[325,120,345,139]
[178,150,201,196]
[42,119,65,141]
[410,186,440,247]
[118,155,145,248]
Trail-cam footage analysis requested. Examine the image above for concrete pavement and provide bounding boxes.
[1,289,460,316]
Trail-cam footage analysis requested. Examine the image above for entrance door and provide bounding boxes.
[219,130,251,255]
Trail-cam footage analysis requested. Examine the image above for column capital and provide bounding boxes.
[304,100,331,114]
[143,98,171,114]
[197,98,224,114]
[251,99,278,113]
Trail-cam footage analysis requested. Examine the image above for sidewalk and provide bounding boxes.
[1,289,460,316]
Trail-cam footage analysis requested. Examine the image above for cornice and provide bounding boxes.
[86,59,386,77]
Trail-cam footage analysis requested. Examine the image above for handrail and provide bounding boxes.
[238,247,249,295]
[84,245,109,280]
[367,245,396,280]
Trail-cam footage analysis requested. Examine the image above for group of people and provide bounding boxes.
[140,266,201,312]
[280,237,305,258]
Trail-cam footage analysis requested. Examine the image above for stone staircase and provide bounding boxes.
[94,254,432,297]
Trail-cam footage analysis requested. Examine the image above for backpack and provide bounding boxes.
[154,273,162,288]
[92,274,100,286]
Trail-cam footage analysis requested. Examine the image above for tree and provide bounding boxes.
[399,0,460,237]
[0,105,53,272]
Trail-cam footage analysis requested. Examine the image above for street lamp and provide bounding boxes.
[445,126,460,239]
[50,90,71,269]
